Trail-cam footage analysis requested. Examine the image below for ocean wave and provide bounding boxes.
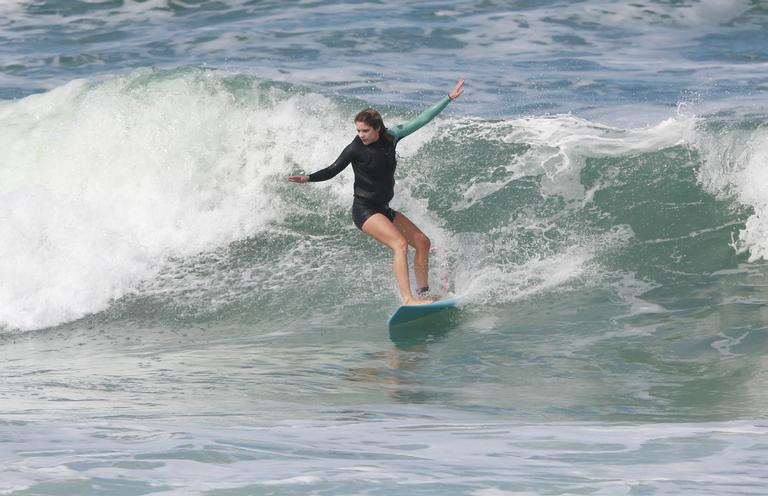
[0,67,759,331]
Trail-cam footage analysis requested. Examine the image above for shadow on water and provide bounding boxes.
[343,307,463,405]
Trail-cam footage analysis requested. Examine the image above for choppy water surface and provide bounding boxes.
[1,1,768,494]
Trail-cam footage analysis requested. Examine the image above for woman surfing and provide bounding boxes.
[289,79,465,305]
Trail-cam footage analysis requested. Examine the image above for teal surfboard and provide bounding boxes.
[388,298,458,327]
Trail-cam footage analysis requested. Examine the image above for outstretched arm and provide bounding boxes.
[388,79,465,141]
[288,143,355,184]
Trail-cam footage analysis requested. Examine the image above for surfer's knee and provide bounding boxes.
[413,232,430,253]
[389,236,409,254]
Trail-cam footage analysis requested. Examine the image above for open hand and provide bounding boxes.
[449,79,465,100]
[288,175,309,183]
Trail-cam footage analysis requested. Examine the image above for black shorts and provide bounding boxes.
[352,197,397,230]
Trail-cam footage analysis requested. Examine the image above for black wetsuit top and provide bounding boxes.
[309,134,397,204]
[307,95,452,206]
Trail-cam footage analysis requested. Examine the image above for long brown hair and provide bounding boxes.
[354,108,394,142]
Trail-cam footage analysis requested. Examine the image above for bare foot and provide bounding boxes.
[403,296,437,305]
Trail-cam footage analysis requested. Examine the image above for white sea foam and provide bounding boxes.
[454,244,594,305]
[445,114,698,204]
[696,125,768,262]
[0,68,350,331]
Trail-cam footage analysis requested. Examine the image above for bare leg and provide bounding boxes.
[361,213,432,305]
[393,212,431,292]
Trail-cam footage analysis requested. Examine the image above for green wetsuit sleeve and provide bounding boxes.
[388,95,452,142]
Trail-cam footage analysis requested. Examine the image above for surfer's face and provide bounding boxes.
[355,121,380,145]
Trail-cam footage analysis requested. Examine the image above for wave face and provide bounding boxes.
[0,67,763,332]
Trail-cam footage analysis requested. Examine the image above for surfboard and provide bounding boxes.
[388,297,458,327]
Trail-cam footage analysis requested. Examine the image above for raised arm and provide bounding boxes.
[388,79,464,141]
